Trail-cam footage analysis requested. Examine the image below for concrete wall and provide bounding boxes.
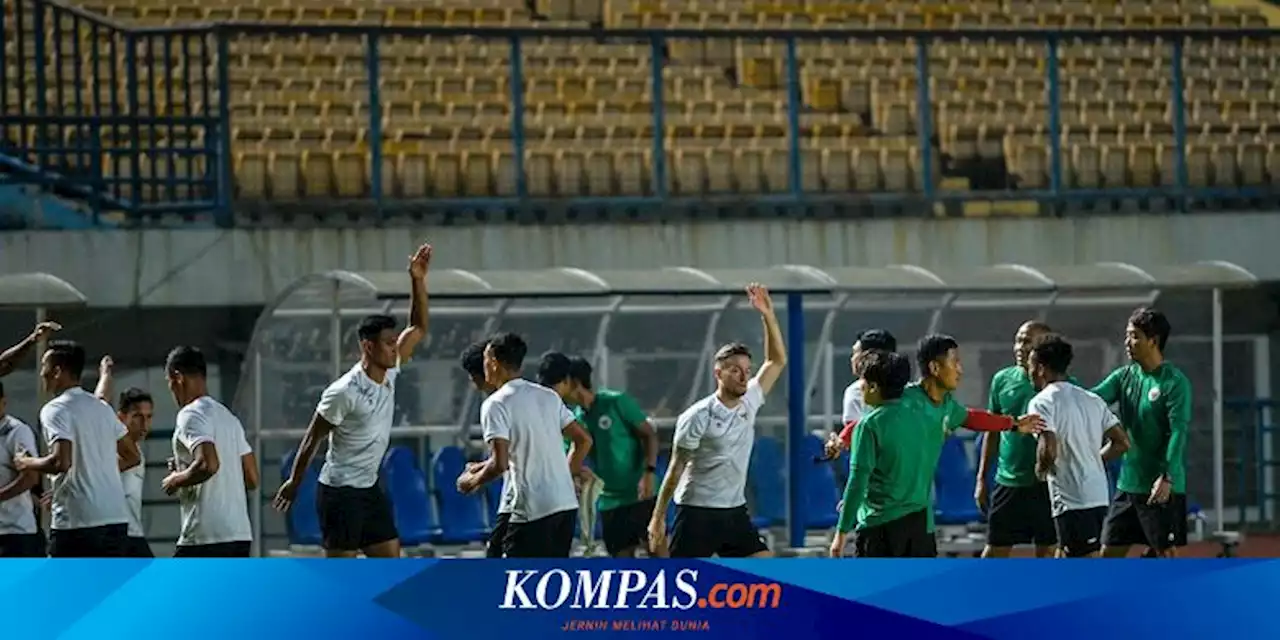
[2,213,1279,307]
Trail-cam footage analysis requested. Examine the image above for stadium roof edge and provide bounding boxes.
[291,261,1259,301]
[0,272,89,308]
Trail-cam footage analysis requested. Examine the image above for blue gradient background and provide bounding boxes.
[0,559,1270,639]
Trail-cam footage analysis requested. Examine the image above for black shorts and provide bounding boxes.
[987,482,1057,547]
[504,509,575,558]
[669,504,768,558]
[854,508,937,558]
[316,483,399,552]
[124,536,154,558]
[173,541,252,558]
[1102,491,1188,551]
[1054,507,1107,557]
[48,523,128,558]
[0,533,46,557]
[600,498,655,556]
[487,513,510,558]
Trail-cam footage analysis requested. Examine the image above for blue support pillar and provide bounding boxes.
[785,292,807,550]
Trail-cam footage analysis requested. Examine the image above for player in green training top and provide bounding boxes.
[976,321,1062,559]
[1093,307,1191,558]
[831,350,939,557]
[539,353,659,557]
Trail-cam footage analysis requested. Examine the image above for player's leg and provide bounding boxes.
[1029,483,1059,558]
[316,484,362,558]
[1056,507,1105,559]
[901,509,935,558]
[982,484,1028,558]
[1134,493,1187,559]
[504,509,576,558]
[720,506,771,558]
[667,506,718,558]
[853,522,890,558]
[359,486,402,558]
[601,498,654,558]
[0,533,46,557]
[1100,492,1145,558]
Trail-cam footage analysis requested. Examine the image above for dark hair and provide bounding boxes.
[1129,306,1171,351]
[916,334,959,375]
[487,332,527,371]
[537,351,572,387]
[861,351,912,400]
[856,329,897,353]
[118,387,153,413]
[357,315,397,342]
[46,340,87,379]
[714,342,751,363]
[0,380,5,399]
[165,345,207,378]
[1029,333,1073,375]
[568,356,594,390]
[459,340,487,379]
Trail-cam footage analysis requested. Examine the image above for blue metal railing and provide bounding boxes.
[5,0,1280,225]
[1226,398,1280,531]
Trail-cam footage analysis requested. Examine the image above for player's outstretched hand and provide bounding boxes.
[822,432,844,461]
[745,283,774,315]
[408,243,433,279]
[32,321,62,340]
[99,356,114,375]
[647,516,669,557]
[1013,413,1046,434]
[273,478,299,512]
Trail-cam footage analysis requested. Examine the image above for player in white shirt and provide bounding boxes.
[159,346,259,557]
[456,340,510,558]
[1025,334,1131,558]
[274,242,433,558]
[648,284,787,558]
[455,332,594,558]
[0,381,44,557]
[92,356,155,558]
[15,340,138,557]
[823,329,897,461]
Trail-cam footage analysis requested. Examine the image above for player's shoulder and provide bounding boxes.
[678,394,715,423]
[1158,362,1191,385]
[990,365,1023,386]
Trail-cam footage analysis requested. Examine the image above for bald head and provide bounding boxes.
[1014,321,1052,368]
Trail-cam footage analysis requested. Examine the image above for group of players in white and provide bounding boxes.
[0,240,1191,559]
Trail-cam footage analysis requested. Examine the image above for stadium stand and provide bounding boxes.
[4,0,1280,221]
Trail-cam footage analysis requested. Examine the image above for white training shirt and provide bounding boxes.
[0,415,39,535]
[172,396,253,546]
[1028,381,1119,517]
[316,363,399,489]
[41,387,130,531]
[481,379,579,523]
[841,379,865,424]
[121,446,145,538]
[673,378,766,509]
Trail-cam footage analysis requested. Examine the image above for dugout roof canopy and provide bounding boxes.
[0,272,89,308]
[268,260,1259,309]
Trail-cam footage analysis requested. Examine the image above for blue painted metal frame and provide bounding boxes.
[6,5,1280,225]
[1225,398,1280,530]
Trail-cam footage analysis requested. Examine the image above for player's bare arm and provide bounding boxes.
[272,412,336,511]
[746,284,787,394]
[647,447,692,557]
[242,452,260,491]
[95,356,114,403]
[396,243,433,366]
[14,439,72,475]
[0,321,61,377]
[0,461,38,502]
[162,442,220,495]
[975,433,998,510]
[1035,431,1058,481]
[562,420,593,478]
[1100,425,1130,462]
[457,438,509,494]
[632,419,660,499]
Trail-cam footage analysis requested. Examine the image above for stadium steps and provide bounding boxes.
[1218,0,1280,24]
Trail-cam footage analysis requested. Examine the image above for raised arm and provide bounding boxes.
[746,284,787,395]
[0,322,61,377]
[94,356,114,404]
[397,243,433,366]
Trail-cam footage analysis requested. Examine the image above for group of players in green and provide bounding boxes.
[461,304,1189,559]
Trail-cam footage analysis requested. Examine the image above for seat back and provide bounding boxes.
[432,446,491,543]
[280,448,322,546]
[798,434,839,529]
[748,436,786,528]
[934,436,981,525]
[380,446,441,546]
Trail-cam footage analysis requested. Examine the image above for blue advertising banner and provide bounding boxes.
[1,559,1273,639]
